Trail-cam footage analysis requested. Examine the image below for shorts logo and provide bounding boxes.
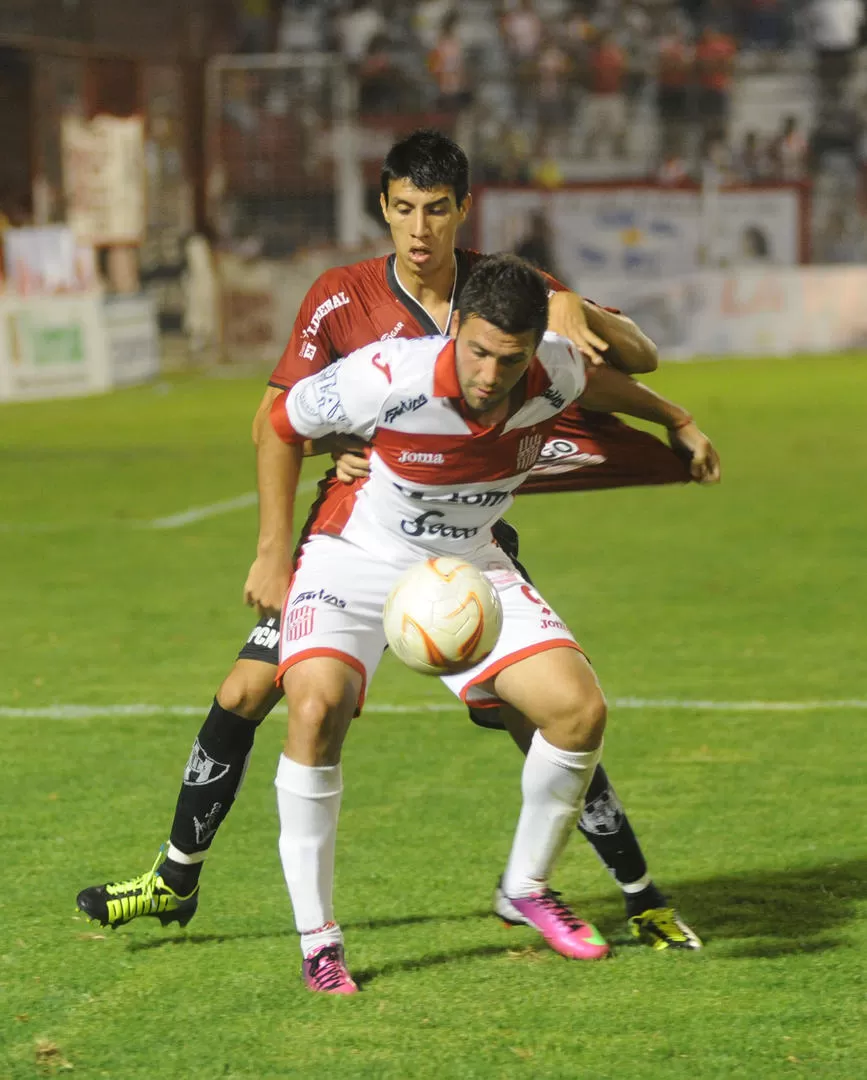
[292,588,346,609]
[247,622,280,650]
[183,740,231,787]
[303,292,350,338]
[522,583,568,631]
[384,394,427,424]
[516,433,544,472]
[398,450,444,465]
[286,604,316,641]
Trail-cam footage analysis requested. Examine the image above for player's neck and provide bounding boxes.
[394,253,457,334]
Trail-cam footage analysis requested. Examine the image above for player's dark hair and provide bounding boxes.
[380,129,470,206]
[457,254,549,345]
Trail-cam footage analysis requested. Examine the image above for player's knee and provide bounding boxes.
[217,662,280,723]
[549,690,607,751]
[286,692,352,761]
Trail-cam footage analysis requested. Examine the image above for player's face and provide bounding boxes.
[454,316,538,416]
[381,180,471,277]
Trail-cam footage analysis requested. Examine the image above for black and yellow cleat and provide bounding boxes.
[628,907,702,951]
[76,849,198,929]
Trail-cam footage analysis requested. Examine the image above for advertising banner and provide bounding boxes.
[477,185,805,286]
[0,294,111,401]
[102,296,161,386]
[62,115,146,245]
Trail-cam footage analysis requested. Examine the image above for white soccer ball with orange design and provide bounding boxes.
[382,557,503,676]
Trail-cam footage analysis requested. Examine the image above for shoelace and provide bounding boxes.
[536,890,586,933]
[641,909,688,941]
[104,848,164,898]
[307,947,350,990]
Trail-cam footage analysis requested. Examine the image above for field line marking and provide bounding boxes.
[146,479,319,531]
[147,492,258,529]
[3,699,867,721]
[1,480,323,534]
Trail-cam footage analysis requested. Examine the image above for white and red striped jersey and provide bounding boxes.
[270,331,586,560]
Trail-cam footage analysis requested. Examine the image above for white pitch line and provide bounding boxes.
[146,479,320,530]
[147,492,258,530]
[0,480,323,535]
[2,699,867,721]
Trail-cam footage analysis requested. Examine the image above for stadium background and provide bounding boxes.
[1,2,866,1077]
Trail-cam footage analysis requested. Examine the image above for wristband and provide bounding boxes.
[667,414,694,431]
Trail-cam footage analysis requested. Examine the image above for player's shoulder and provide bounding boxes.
[305,255,389,301]
[535,331,586,395]
[343,332,444,375]
[377,333,446,379]
[537,331,579,367]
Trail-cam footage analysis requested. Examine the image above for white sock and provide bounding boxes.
[274,754,344,955]
[502,731,603,899]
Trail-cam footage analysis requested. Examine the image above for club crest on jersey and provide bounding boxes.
[183,740,231,787]
[303,292,350,338]
[384,394,427,424]
[515,432,544,472]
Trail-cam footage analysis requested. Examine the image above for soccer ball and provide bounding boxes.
[383,557,503,676]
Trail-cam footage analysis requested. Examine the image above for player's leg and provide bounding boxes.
[491,647,611,960]
[272,534,391,995]
[75,624,285,929]
[483,521,701,950]
[495,703,699,949]
[443,561,609,959]
[277,656,362,996]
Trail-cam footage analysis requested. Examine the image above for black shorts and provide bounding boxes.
[236,519,532,732]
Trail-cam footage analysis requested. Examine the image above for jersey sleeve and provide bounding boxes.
[268,270,348,389]
[541,330,587,404]
[270,341,393,445]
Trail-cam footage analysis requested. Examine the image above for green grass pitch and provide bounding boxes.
[1,354,866,1078]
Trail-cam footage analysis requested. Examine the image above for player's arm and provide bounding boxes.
[243,410,304,616]
[547,288,658,373]
[578,364,720,484]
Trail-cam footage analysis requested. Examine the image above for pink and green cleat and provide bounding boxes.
[494,884,610,960]
[302,944,359,995]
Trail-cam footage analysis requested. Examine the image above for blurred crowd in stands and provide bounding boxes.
[219,0,867,262]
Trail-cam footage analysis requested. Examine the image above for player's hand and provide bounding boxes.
[667,422,721,484]
[243,552,292,617]
[553,295,609,366]
[332,436,371,484]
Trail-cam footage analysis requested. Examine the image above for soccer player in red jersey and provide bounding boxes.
[77,132,714,953]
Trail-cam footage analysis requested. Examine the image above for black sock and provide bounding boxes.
[159,699,258,893]
[576,765,667,916]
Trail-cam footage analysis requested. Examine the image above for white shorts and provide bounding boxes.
[277,534,583,710]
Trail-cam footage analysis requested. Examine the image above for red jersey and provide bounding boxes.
[269,249,688,493]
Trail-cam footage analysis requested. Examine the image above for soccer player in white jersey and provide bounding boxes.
[264,254,691,994]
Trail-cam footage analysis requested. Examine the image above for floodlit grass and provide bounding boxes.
[2,355,866,1078]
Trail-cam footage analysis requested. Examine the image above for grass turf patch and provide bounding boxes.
[2,355,866,1078]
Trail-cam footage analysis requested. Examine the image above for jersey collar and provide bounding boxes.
[433,338,551,432]
[386,250,472,336]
